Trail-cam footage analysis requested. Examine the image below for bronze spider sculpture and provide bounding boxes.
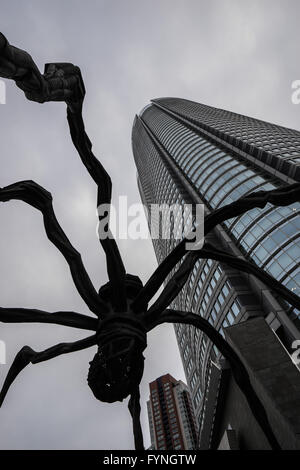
[0,33,300,450]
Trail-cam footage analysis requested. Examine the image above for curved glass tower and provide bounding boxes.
[132,98,300,448]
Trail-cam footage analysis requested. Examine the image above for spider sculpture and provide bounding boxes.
[0,33,300,450]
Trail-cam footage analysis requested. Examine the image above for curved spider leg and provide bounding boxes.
[128,386,144,450]
[0,307,97,331]
[147,309,280,450]
[0,334,97,407]
[132,241,187,313]
[142,233,300,448]
[145,251,199,321]
[204,182,300,235]
[197,242,300,311]
[144,241,300,324]
[0,180,108,317]
[0,32,46,96]
[67,107,127,311]
[132,182,300,312]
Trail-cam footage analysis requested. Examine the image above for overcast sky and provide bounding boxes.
[0,0,300,450]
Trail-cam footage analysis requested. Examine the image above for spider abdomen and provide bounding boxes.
[87,314,147,403]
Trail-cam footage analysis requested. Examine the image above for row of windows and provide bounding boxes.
[153,98,300,162]
[193,388,202,409]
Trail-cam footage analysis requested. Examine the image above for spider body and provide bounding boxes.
[1,33,300,449]
[87,329,146,403]
[88,274,147,403]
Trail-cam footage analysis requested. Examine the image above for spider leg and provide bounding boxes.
[145,251,200,321]
[204,182,300,235]
[0,307,97,331]
[128,386,144,450]
[66,108,127,311]
[0,180,108,316]
[145,242,300,323]
[132,182,300,311]
[198,242,300,310]
[147,309,280,450]
[0,334,97,407]
[131,241,187,312]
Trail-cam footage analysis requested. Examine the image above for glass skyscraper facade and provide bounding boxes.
[132,98,300,446]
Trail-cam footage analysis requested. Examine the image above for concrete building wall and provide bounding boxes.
[215,317,300,449]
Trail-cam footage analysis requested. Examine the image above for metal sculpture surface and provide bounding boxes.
[0,33,299,450]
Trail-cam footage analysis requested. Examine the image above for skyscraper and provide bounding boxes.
[132,98,300,449]
[147,374,197,450]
